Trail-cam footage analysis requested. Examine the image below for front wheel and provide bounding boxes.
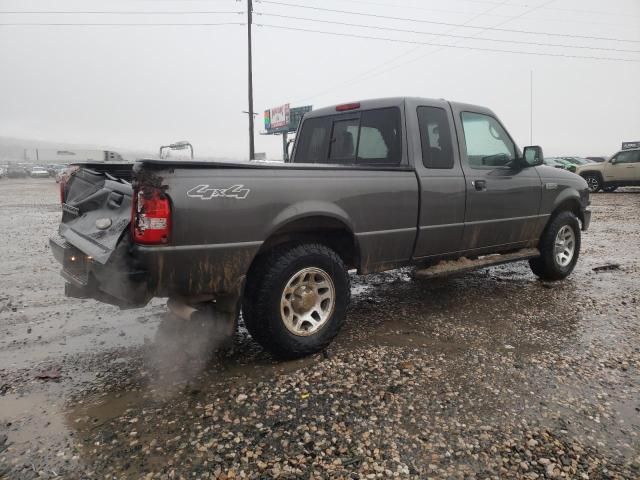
[529,211,581,281]
[583,174,601,193]
[243,243,350,359]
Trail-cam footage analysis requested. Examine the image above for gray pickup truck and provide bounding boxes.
[50,97,591,358]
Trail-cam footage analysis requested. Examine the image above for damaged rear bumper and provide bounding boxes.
[49,234,152,308]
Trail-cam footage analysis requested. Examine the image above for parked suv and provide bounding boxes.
[576,148,640,192]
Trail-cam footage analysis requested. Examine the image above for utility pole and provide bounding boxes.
[247,0,255,160]
[529,70,533,145]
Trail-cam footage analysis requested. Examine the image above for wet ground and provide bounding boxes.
[0,178,639,479]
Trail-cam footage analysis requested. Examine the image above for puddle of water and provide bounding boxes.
[0,388,69,453]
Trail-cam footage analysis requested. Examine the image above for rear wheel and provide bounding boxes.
[583,173,602,193]
[529,211,581,281]
[243,243,350,359]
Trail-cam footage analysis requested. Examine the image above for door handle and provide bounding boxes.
[472,179,487,191]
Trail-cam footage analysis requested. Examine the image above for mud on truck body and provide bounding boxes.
[50,97,591,358]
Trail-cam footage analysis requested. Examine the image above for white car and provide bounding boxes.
[576,148,640,192]
[30,167,50,178]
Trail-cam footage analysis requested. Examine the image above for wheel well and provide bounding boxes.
[552,198,583,228]
[580,171,602,181]
[254,216,359,270]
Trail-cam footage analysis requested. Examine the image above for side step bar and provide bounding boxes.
[414,248,540,279]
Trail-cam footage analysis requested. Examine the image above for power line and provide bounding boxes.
[0,22,245,27]
[285,0,525,104]
[255,23,640,63]
[255,12,640,54]
[339,0,640,20]
[0,11,244,15]
[257,0,640,44]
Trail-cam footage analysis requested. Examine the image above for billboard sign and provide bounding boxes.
[270,104,290,130]
[622,141,640,150]
[289,105,313,131]
[264,104,312,134]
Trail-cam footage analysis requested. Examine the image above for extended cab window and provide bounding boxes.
[417,106,454,169]
[461,112,515,168]
[356,108,402,165]
[294,107,402,166]
[294,117,331,163]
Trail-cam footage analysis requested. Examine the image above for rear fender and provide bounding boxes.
[265,201,355,238]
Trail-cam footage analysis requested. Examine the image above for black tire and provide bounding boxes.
[602,185,618,193]
[243,243,350,359]
[529,211,581,281]
[582,173,602,193]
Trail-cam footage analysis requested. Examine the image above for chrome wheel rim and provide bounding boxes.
[586,176,599,192]
[280,267,335,336]
[554,225,576,267]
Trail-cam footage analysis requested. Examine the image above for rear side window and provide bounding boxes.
[294,107,402,166]
[417,106,454,169]
[356,108,402,165]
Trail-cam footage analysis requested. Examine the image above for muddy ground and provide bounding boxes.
[0,178,638,479]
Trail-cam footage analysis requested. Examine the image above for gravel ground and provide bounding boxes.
[0,178,639,479]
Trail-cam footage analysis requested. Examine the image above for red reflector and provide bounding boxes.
[132,188,171,245]
[336,102,360,112]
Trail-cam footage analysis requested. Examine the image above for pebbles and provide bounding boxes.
[1,183,639,478]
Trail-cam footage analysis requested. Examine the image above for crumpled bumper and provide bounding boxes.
[49,234,151,309]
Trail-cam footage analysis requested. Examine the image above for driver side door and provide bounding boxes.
[452,108,543,252]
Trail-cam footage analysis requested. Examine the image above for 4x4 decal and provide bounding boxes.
[187,184,250,200]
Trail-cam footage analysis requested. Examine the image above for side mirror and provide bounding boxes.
[522,145,543,167]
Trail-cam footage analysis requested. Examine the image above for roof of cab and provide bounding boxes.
[303,97,495,119]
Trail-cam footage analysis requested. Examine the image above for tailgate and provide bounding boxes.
[60,167,133,264]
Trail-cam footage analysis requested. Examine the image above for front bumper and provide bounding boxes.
[49,234,151,308]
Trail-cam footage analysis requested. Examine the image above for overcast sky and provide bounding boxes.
[0,0,639,159]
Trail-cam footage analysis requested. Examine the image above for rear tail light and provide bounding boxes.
[132,187,171,245]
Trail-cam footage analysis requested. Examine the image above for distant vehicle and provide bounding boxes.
[7,165,27,178]
[46,164,65,177]
[554,156,597,172]
[586,156,606,163]
[30,167,50,178]
[544,157,575,172]
[0,167,5,178]
[576,147,640,192]
[559,157,595,167]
